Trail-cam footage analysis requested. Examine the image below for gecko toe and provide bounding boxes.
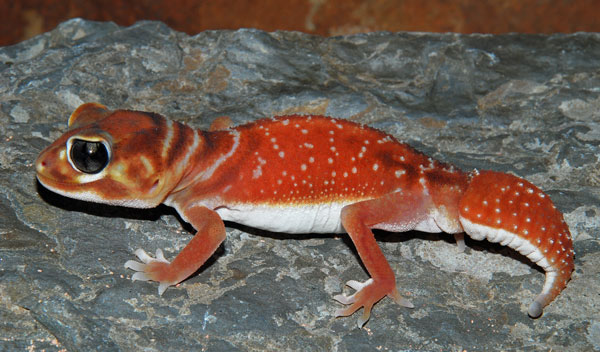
[134,248,153,263]
[453,233,466,252]
[357,306,372,328]
[333,293,355,305]
[131,272,151,281]
[124,260,145,271]
[395,296,414,308]
[334,305,358,318]
[346,278,372,291]
[155,248,167,262]
[334,301,373,327]
[334,308,349,317]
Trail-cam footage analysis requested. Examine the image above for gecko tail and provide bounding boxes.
[458,169,574,318]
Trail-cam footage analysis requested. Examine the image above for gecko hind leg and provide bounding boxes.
[335,190,436,327]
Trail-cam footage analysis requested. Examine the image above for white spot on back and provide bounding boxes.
[252,165,263,179]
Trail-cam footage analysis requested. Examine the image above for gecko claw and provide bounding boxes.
[394,295,414,309]
[158,282,170,296]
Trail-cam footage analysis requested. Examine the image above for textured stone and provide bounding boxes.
[1,19,598,351]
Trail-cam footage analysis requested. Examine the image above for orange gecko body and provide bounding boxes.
[36,103,574,327]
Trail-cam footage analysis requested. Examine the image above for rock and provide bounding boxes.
[1,18,598,351]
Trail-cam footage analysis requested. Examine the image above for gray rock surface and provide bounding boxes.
[1,19,599,351]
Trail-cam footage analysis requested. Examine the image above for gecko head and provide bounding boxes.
[36,103,181,208]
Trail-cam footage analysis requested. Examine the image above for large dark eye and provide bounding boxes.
[70,139,110,174]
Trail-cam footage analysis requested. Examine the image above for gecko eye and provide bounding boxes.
[70,139,110,174]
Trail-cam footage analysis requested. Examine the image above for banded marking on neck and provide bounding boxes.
[197,130,241,182]
[161,119,175,159]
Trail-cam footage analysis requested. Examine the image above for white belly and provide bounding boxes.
[216,202,348,234]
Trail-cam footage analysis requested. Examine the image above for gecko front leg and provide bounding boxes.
[125,205,226,295]
[334,190,438,327]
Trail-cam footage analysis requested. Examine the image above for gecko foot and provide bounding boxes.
[333,278,413,328]
[124,248,174,295]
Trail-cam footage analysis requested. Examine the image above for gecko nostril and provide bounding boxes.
[36,159,47,172]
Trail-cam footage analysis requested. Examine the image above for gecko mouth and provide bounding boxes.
[36,172,84,195]
[36,171,158,208]
[35,172,84,202]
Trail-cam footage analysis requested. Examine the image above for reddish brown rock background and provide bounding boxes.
[3,0,600,46]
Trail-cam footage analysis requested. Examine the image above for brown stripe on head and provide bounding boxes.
[37,105,200,208]
[164,120,195,168]
[68,102,110,130]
